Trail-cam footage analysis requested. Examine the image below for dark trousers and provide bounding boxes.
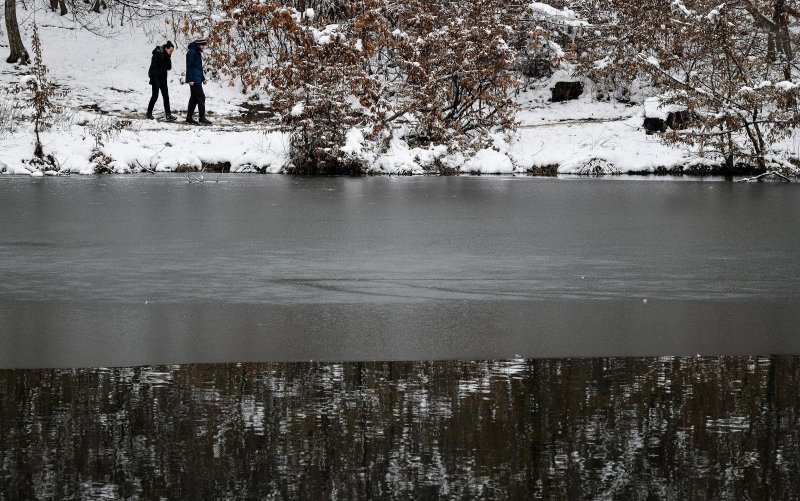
[187,83,206,120]
[147,82,170,116]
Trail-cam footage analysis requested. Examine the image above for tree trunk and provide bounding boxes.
[48,0,68,15]
[5,0,29,64]
[91,0,106,13]
[772,0,794,80]
[725,133,734,170]
[34,124,43,159]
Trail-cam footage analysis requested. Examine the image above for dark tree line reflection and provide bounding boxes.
[1,356,799,499]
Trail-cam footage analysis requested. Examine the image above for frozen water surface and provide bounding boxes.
[1,175,799,367]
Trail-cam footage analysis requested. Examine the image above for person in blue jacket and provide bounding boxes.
[185,38,211,125]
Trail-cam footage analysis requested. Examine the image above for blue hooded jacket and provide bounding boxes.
[186,41,205,84]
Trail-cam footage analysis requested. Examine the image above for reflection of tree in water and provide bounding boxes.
[1,356,799,499]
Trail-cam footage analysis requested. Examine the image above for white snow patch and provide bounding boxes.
[644,97,685,120]
[19,75,38,86]
[312,24,340,45]
[341,128,365,156]
[529,2,589,27]
[463,148,514,174]
[372,138,423,174]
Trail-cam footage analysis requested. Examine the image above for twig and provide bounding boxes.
[146,144,170,172]
[135,160,155,174]
[52,155,69,175]
[738,171,793,182]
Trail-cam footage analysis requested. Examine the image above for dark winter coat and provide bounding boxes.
[185,42,205,84]
[148,46,172,85]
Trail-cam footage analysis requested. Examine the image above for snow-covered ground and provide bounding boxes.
[0,12,793,176]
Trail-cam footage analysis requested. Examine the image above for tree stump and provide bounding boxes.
[550,81,583,102]
[666,110,691,130]
[643,117,667,134]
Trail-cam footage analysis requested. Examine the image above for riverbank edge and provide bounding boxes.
[1,159,793,179]
[0,168,790,179]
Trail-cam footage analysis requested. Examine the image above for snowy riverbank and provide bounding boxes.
[1,13,797,177]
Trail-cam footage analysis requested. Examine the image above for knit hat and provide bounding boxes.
[194,38,207,46]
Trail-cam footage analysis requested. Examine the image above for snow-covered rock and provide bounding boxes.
[463,148,515,174]
[644,97,685,120]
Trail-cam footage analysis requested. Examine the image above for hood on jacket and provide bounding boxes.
[152,45,163,56]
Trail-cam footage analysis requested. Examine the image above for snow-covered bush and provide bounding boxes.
[87,117,131,173]
[580,0,800,170]
[519,1,589,78]
[0,100,18,140]
[187,0,519,174]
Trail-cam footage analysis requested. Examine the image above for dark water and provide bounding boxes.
[1,175,800,367]
[2,356,800,499]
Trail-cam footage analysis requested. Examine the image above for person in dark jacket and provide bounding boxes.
[185,38,211,125]
[146,41,176,121]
